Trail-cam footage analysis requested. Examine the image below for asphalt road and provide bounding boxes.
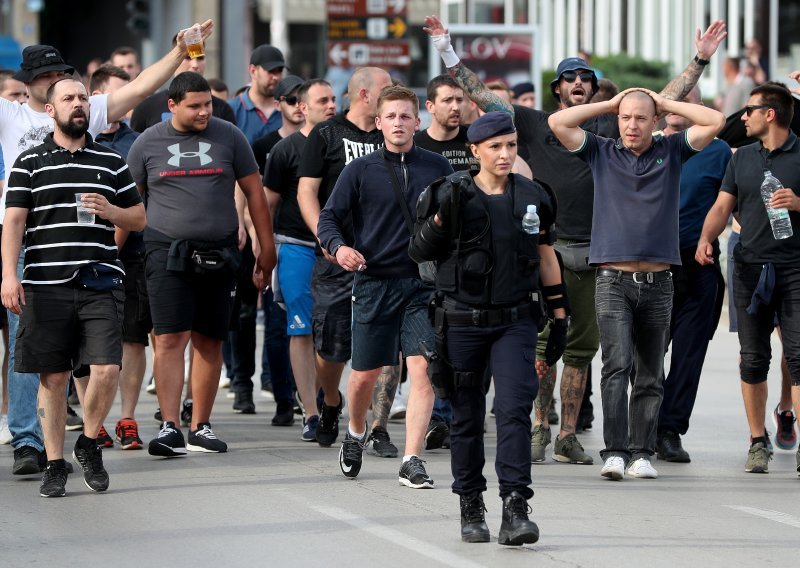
[2,313,798,567]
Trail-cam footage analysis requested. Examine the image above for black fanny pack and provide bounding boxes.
[553,241,592,272]
[190,249,237,273]
[78,263,123,291]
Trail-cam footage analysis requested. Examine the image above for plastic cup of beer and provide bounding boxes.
[75,193,94,224]
[183,25,204,59]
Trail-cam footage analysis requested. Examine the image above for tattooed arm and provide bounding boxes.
[660,19,727,101]
[423,15,513,116]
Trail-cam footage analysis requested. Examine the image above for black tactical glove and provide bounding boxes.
[544,318,569,366]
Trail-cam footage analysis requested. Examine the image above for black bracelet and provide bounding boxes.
[694,54,710,66]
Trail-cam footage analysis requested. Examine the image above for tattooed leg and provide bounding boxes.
[534,360,556,427]
[559,365,588,437]
[371,364,400,431]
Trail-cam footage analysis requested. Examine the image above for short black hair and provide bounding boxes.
[89,64,130,93]
[46,77,84,104]
[751,81,795,129]
[297,78,331,103]
[168,71,210,104]
[206,77,228,94]
[426,74,461,103]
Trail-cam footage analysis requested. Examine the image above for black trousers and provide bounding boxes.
[447,318,538,500]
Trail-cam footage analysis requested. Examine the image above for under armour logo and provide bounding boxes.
[167,142,212,166]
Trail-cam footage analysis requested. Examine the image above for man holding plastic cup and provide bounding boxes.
[1,78,145,498]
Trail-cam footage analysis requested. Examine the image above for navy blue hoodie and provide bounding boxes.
[317,144,453,278]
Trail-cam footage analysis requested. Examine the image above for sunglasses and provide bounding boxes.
[560,70,594,83]
[280,95,299,106]
[744,104,772,116]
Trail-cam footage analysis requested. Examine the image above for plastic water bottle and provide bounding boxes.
[522,204,540,235]
[760,170,793,240]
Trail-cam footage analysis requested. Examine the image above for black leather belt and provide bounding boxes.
[442,299,537,327]
[597,268,672,284]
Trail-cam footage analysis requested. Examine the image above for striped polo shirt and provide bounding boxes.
[6,133,141,285]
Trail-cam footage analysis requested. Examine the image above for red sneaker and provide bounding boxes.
[115,419,143,450]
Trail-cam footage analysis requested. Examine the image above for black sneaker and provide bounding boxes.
[180,399,193,427]
[40,460,69,498]
[154,407,163,422]
[233,391,256,414]
[72,435,110,492]
[316,391,343,447]
[271,400,295,426]
[65,404,83,431]
[576,399,594,432]
[187,423,227,453]
[339,429,366,478]
[657,431,691,463]
[498,491,539,546]
[13,445,42,475]
[398,455,434,489]
[548,399,559,426]
[148,421,187,457]
[366,426,398,458]
[425,418,450,450]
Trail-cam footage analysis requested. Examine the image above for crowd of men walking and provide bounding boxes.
[1,15,799,547]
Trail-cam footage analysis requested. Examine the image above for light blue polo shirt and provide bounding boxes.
[228,89,282,144]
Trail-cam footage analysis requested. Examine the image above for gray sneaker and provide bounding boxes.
[553,433,594,464]
[530,425,551,463]
[745,442,770,473]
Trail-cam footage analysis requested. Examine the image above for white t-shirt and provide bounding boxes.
[0,94,109,224]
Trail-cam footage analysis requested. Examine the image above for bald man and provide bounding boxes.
[549,88,725,480]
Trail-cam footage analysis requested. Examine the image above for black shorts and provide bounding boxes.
[311,256,353,363]
[145,243,237,341]
[121,253,152,345]
[15,283,124,377]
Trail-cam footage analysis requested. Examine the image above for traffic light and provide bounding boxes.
[126,0,151,36]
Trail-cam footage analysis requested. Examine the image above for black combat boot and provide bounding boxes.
[498,491,539,546]
[459,492,490,543]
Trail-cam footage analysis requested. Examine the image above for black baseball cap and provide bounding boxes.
[13,45,74,83]
[274,75,304,99]
[250,45,286,71]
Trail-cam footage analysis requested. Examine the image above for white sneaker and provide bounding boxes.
[261,388,275,402]
[389,393,407,420]
[600,456,626,480]
[146,376,157,394]
[219,376,231,389]
[0,414,11,444]
[627,457,658,479]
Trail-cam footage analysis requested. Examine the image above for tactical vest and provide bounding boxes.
[434,173,553,307]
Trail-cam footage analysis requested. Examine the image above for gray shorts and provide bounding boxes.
[350,273,434,371]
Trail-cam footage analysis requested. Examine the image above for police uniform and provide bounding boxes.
[409,112,567,546]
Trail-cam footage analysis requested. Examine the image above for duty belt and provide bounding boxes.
[597,267,672,284]
[442,297,537,327]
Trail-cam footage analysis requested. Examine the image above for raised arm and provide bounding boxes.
[548,96,616,151]
[423,15,513,116]
[106,20,214,122]
[660,20,727,101]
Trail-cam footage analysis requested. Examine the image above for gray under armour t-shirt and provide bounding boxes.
[127,116,258,241]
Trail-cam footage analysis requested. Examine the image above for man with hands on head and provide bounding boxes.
[696,81,800,476]
[548,86,725,481]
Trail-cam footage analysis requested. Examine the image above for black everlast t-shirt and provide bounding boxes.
[414,125,477,172]
[513,104,618,241]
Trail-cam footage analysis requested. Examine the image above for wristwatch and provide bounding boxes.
[694,54,710,66]
[331,243,345,257]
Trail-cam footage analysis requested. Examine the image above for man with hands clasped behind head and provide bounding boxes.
[548,87,725,481]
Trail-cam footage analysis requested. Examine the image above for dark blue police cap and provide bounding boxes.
[549,57,598,101]
[512,81,535,98]
[467,111,516,144]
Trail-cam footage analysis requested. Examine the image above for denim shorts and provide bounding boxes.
[350,273,434,371]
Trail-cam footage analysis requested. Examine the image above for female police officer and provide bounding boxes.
[410,112,568,546]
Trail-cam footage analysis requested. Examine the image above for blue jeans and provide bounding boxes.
[595,271,673,462]
[7,248,43,451]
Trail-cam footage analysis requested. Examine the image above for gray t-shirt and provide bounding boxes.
[575,130,697,266]
[127,117,258,241]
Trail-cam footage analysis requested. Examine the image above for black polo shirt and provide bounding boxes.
[721,131,800,266]
[575,130,696,266]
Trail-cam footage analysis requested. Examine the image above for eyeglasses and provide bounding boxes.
[280,95,299,106]
[560,70,594,83]
[744,104,772,116]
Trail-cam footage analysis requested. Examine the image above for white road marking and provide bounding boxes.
[309,503,490,568]
[727,506,800,529]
